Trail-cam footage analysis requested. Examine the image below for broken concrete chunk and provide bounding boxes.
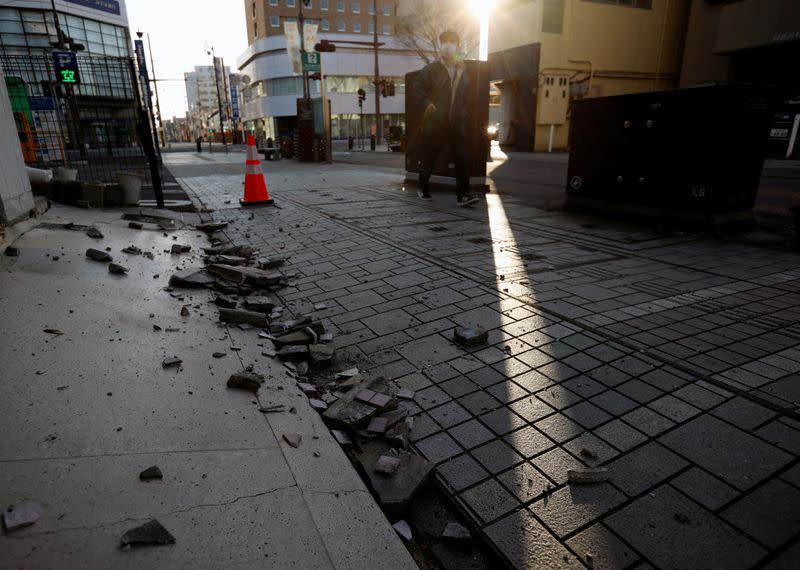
[282,433,302,448]
[375,455,401,475]
[212,352,226,358]
[453,327,488,347]
[86,227,103,239]
[212,296,237,309]
[322,393,339,405]
[220,244,254,258]
[309,344,335,366]
[122,245,142,255]
[169,268,215,288]
[4,246,19,257]
[120,519,175,547]
[43,328,64,335]
[108,263,128,274]
[2,501,42,531]
[259,404,285,414]
[86,248,112,262]
[295,362,309,376]
[180,306,190,317]
[277,345,310,362]
[319,332,334,343]
[377,409,408,430]
[336,368,359,380]
[207,264,283,287]
[567,468,609,484]
[259,257,286,269]
[309,399,328,412]
[396,388,415,400]
[297,382,316,394]
[331,429,353,446]
[393,520,413,541]
[243,296,276,313]
[313,303,327,311]
[227,371,263,392]
[128,221,143,230]
[442,522,471,540]
[139,466,163,480]
[357,446,434,514]
[196,221,228,232]
[274,330,316,347]
[323,377,394,429]
[218,308,268,328]
[170,244,191,254]
[162,357,182,368]
[370,393,392,409]
[367,417,390,435]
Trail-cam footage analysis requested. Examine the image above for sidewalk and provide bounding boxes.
[0,204,413,569]
[170,151,800,569]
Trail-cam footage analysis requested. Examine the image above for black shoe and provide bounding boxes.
[457,194,478,207]
[418,189,432,200]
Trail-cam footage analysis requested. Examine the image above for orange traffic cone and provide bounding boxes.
[240,135,274,206]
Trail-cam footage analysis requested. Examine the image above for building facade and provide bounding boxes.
[238,0,425,143]
[489,0,690,152]
[184,64,242,140]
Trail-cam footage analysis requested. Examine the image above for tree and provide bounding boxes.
[395,0,478,65]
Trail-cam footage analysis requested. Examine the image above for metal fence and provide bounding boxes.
[1,52,165,186]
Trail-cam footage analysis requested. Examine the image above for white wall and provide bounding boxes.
[0,64,35,225]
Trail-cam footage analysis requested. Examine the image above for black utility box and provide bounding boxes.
[566,85,774,222]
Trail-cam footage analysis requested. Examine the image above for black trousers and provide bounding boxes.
[418,127,470,198]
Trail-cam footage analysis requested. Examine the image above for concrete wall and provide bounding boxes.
[0,65,35,225]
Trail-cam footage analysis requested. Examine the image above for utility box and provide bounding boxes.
[566,85,774,224]
[404,60,490,191]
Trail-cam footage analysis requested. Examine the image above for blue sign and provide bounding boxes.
[51,50,80,84]
[134,39,148,81]
[230,84,240,120]
[29,96,56,111]
[65,0,121,16]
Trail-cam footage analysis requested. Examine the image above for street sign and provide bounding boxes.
[302,51,321,72]
[51,51,80,85]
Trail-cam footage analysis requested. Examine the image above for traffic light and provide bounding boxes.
[309,72,322,81]
[357,88,366,104]
[315,40,336,52]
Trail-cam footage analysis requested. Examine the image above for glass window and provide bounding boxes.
[353,22,361,32]
[337,1,344,12]
[382,23,390,34]
[287,0,296,7]
[368,3,375,15]
[352,2,360,13]
[321,19,330,30]
[337,19,346,31]
[0,19,23,34]
[383,4,391,16]
[271,15,279,26]
[368,21,374,33]
[321,0,329,9]
[542,0,564,34]
[270,0,278,5]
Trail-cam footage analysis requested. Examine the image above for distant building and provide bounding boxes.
[184,65,242,141]
[163,116,190,143]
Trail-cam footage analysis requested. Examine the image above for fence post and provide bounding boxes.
[129,59,164,209]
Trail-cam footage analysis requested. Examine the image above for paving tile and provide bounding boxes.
[566,524,640,570]
[711,397,778,430]
[562,401,613,429]
[479,407,528,436]
[561,375,607,398]
[672,383,728,410]
[622,407,676,437]
[611,355,657,377]
[532,447,586,486]
[763,540,800,570]
[590,390,639,416]
[467,366,507,388]
[534,413,585,444]
[537,386,583,411]
[486,380,529,404]
[755,420,800,455]
[492,357,532,378]
[606,442,688,497]
[585,343,628,363]
[408,413,441,442]
[438,376,479,398]
[415,432,463,464]
[508,395,556,422]
[448,419,496,450]
[563,432,620,466]
[512,369,556,392]
[337,289,387,311]
[436,454,490,492]
[428,400,472,428]
[639,368,689,392]
[459,478,520,524]
[616,379,664,404]
[497,462,552,503]
[504,426,556,458]
[647,395,702,423]
[606,485,766,570]
[530,482,627,538]
[659,415,793,491]
[537,361,581,382]
[484,508,583,568]
[414,385,451,410]
[761,375,800,404]
[471,439,525,475]
[671,467,740,511]
[457,390,502,415]
[587,365,632,388]
[423,362,461,383]
[515,348,555,369]
[561,352,604,373]
[360,309,421,336]
[395,372,433,392]
[397,334,464,368]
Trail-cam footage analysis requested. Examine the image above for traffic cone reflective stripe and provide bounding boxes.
[240,135,274,206]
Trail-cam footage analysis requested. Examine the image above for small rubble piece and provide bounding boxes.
[86,227,104,239]
[336,368,359,380]
[220,244,254,258]
[180,306,190,317]
[218,308,268,328]
[43,328,64,335]
[324,378,395,429]
[367,417,390,435]
[309,344,335,366]
[143,251,154,260]
[295,362,309,376]
[122,245,142,255]
[274,330,317,347]
[4,246,19,257]
[2,501,42,531]
[212,352,226,358]
[453,327,488,347]
[169,268,215,288]
[259,404,285,414]
[309,399,328,412]
[196,221,228,232]
[375,455,401,475]
[580,448,598,460]
[86,248,112,262]
[277,345,309,362]
[171,244,191,254]
[139,466,163,480]
[298,382,316,394]
[165,327,180,332]
[120,519,175,548]
[243,296,276,313]
[442,522,471,540]
[162,357,182,368]
[108,263,129,275]
[355,389,392,408]
[153,324,162,331]
[331,430,353,446]
[207,264,283,288]
[213,296,237,309]
[313,303,327,311]
[128,221,143,230]
[567,468,609,484]
[283,433,302,448]
[319,332,334,343]
[392,520,413,542]
[258,257,286,269]
[396,388,415,400]
[227,371,263,392]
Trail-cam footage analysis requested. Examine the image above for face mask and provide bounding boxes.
[441,43,457,58]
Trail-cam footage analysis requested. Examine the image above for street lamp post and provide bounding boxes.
[207,46,228,154]
[372,4,381,149]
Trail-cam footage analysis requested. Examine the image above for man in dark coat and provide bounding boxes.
[413,30,478,206]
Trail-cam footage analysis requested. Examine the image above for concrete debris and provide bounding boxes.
[108,263,129,274]
[282,433,302,448]
[162,357,182,368]
[331,429,353,446]
[170,244,191,254]
[367,417,390,435]
[2,501,42,531]
[274,330,317,347]
[277,345,309,362]
[210,255,248,266]
[298,382,316,394]
[360,446,434,514]
[4,246,19,257]
[309,399,328,412]
[237,323,252,330]
[259,404,285,414]
[338,376,362,392]
[262,348,277,358]
[396,388,415,400]
[336,368,359,380]
[153,325,162,331]
[442,522,471,540]
[243,296,276,313]
[207,264,283,287]
[309,344,335,366]
[393,520,412,541]
[165,327,180,332]
[386,421,410,450]
[169,268,215,288]
[219,244,254,258]
[196,221,228,232]
[453,327,488,347]
[43,328,64,335]
[322,393,339,405]
[580,448,598,460]
[180,306,190,316]
[355,389,392,409]
[213,296,237,309]
[323,378,394,429]
[259,257,285,269]
[376,409,408,430]
[139,466,163,480]
[120,519,175,547]
[143,251,154,260]
[86,248,112,262]
[212,352,226,358]
[295,362,309,376]
[128,222,143,230]
[218,308,268,328]
[227,371,263,392]
[375,455,401,475]
[122,245,142,255]
[313,303,327,311]
[213,281,239,295]
[86,227,104,239]
[567,468,609,484]
[319,332,334,343]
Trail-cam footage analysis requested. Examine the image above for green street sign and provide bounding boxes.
[302,51,321,72]
[52,51,80,85]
